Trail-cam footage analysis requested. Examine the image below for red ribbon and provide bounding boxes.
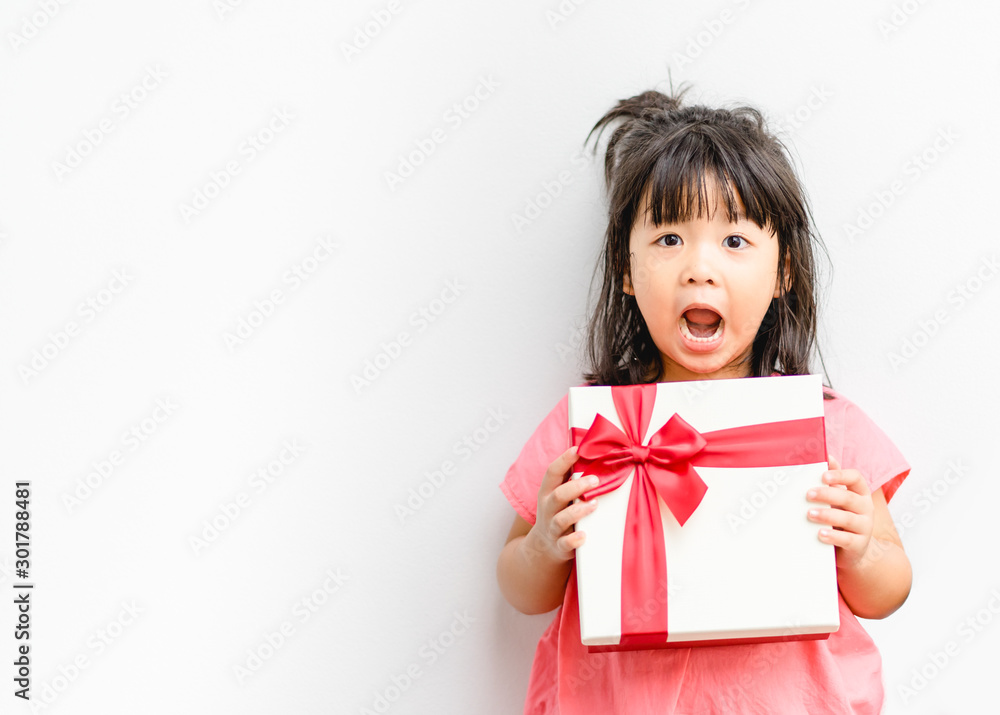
[571,383,826,647]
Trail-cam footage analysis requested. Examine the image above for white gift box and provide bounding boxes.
[569,374,840,651]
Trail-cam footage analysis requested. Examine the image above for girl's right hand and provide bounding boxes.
[527,446,600,563]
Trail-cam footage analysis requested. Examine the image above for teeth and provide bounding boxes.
[680,316,724,342]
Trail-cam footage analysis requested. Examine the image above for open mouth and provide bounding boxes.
[680,308,724,343]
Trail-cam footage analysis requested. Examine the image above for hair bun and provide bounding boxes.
[624,89,686,117]
[585,84,692,192]
[605,85,691,126]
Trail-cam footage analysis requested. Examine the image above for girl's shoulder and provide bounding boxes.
[816,383,910,502]
[819,383,885,432]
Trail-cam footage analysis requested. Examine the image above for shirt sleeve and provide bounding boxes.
[839,397,910,504]
[499,393,571,526]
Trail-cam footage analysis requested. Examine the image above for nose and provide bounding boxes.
[680,244,717,285]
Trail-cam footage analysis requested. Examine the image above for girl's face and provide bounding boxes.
[625,177,787,382]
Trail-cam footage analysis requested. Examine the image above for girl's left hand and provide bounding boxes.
[806,455,875,569]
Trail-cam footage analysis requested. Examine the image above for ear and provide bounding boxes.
[773,254,791,299]
[623,271,634,296]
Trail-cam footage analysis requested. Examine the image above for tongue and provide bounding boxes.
[685,309,721,338]
[685,309,721,326]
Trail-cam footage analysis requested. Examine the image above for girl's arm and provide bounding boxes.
[496,447,597,615]
[807,456,912,619]
[497,515,573,614]
[836,487,911,619]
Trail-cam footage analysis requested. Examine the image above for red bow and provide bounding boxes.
[575,393,708,526]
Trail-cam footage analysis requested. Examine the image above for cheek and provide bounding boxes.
[633,279,674,319]
[636,293,679,341]
[630,248,677,290]
[628,255,654,292]
[727,282,775,334]
[634,254,676,293]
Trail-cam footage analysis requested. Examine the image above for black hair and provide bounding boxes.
[581,82,834,399]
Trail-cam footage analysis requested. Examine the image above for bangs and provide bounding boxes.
[640,127,780,235]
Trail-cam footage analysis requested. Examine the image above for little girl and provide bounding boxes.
[496,85,913,714]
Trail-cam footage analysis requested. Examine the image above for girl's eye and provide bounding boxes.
[725,235,748,249]
[656,234,681,247]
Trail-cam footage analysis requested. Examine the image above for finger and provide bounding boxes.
[817,527,864,552]
[807,486,870,515]
[540,446,580,495]
[822,466,870,497]
[554,472,601,506]
[555,530,585,556]
[807,505,866,534]
[827,454,840,471]
[542,474,597,526]
[552,496,599,533]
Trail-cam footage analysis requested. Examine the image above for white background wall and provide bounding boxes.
[0,1,997,713]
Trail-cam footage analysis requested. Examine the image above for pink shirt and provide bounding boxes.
[500,382,910,714]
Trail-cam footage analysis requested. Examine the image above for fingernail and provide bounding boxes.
[588,476,599,486]
[807,489,817,499]
[808,509,818,518]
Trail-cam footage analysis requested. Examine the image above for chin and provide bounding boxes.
[667,348,744,378]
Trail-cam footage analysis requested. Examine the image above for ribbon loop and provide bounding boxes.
[576,407,709,526]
